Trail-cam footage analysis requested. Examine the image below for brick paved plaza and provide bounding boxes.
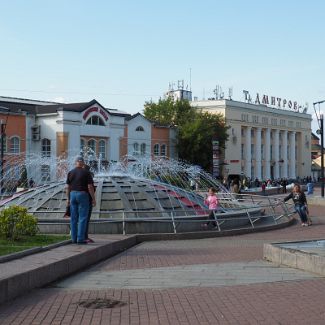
[0,196,325,324]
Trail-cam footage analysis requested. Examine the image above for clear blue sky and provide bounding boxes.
[0,0,324,131]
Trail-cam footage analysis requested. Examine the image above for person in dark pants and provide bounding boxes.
[284,183,310,226]
[84,165,95,243]
[281,178,287,193]
[66,157,96,244]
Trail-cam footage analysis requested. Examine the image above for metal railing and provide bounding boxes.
[34,193,295,235]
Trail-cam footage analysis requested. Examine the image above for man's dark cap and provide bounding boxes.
[75,156,84,163]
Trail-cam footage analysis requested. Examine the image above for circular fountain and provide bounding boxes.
[0,153,284,234]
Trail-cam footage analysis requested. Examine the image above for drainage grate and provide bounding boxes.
[78,298,127,309]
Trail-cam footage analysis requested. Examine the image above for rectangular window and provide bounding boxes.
[252,115,259,123]
[262,117,268,125]
[160,144,167,156]
[251,144,255,159]
[140,143,146,155]
[280,119,286,126]
[99,140,106,159]
[241,144,244,159]
[271,118,277,126]
[241,114,249,122]
[154,144,159,156]
[270,145,273,160]
[41,139,51,158]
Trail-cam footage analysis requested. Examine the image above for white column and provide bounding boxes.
[282,130,288,178]
[273,129,280,179]
[255,127,262,180]
[289,131,296,178]
[245,126,251,178]
[265,128,271,179]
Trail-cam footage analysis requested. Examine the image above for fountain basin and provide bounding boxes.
[264,239,325,276]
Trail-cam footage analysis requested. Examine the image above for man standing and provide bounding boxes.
[66,157,96,244]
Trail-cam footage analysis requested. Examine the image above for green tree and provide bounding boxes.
[143,99,228,171]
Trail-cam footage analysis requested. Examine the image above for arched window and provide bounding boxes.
[153,144,160,156]
[10,137,20,154]
[41,138,51,157]
[80,138,85,152]
[98,139,106,159]
[86,116,105,126]
[133,142,139,155]
[88,139,96,153]
[160,144,167,157]
[135,126,144,131]
[140,143,146,155]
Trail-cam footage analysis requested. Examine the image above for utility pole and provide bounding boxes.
[320,114,324,197]
[313,101,325,198]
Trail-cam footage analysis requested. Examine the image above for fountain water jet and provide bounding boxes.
[0,152,272,234]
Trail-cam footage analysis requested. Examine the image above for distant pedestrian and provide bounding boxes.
[203,187,219,229]
[66,157,96,244]
[284,184,310,226]
[29,178,35,188]
[231,178,240,198]
[281,178,287,193]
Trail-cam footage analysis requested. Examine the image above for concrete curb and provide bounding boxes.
[0,216,293,305]
[0,240,71,264]
[0,236,137,305]
[264,240,325,276]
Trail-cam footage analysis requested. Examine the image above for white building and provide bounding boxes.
[192,98,312,180]
[0,96,178,184]
[121,113,178,159]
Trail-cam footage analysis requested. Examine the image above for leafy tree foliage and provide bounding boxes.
[144,98,228,171]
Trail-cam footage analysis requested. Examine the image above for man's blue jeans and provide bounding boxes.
[295,204,308,223]
[70,191,90,243]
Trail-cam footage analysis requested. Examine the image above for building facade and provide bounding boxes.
[121,113,177,159]
[0,97,178,186]
[192,99,312,180]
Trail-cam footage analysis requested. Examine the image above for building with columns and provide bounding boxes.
[192,99,312,180]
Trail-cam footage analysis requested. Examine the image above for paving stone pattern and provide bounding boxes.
[0,199,325,324]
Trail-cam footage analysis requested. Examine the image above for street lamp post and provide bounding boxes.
[0,106,10,195]
[313,101,325,198]
[0,121,5,194]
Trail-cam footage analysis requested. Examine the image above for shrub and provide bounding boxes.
[0,206,38,240]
